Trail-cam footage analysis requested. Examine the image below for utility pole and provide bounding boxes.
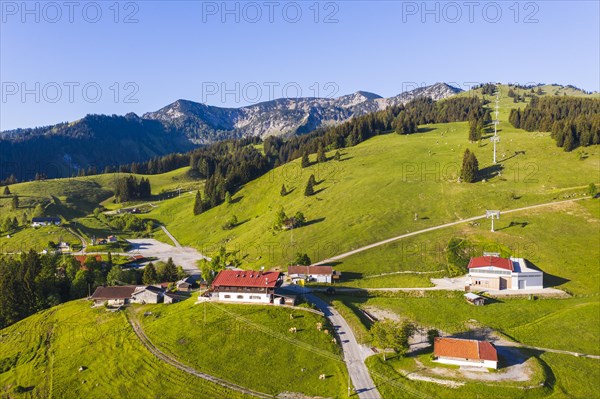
[486,210,500,232]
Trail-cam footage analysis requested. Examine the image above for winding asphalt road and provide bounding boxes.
[286,285,381,399]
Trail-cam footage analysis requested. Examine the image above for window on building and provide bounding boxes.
[250,295,261,300]
[224,295,230,299]
[237,295,244,299]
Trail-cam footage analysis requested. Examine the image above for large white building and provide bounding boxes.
[211,270,283,303]
[468,255,543,291]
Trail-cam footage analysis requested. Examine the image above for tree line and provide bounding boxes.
[509,97,600,151]
[114,175,152,202]
[0,252,185,329]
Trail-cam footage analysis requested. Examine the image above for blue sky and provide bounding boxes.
[1,0,598,130]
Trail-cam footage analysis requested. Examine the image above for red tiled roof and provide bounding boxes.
[468,256,513,271]
[434,337,497,361]
[211,270,281,289]
[74,255,102,266]
[287,265,333,276]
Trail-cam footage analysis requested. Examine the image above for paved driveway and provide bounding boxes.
[127,238,208,279]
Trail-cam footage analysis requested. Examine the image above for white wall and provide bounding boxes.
[435,357,497,369]
[312,275,332,283]
[511,272,543,290]
[217,292,271,303]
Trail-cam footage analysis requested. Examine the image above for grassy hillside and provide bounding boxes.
[0,167,202,251]
[0,300,250,398]
[136,300,348,397]
[148,119,599,268]
[336,199,600,292]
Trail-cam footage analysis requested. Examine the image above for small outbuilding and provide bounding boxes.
[464,293,485,306]
[176,276,195,292]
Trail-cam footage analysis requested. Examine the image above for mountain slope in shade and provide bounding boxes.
[0,83,461,180]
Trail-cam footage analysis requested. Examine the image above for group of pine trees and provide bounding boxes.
[0,252,185,329]
[114,175,152,202]
[509,97,600,151]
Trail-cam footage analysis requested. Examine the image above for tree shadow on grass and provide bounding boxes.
[496,221,529,231]
[230,195,243,204]
[303,217,326,227]
[477,164,503,181]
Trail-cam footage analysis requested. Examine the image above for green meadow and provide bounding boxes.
[0,300,250,398]
[136,299,348,397]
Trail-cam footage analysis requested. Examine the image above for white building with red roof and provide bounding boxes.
[433,337,498,369]
[211,270,283,303]
[468,255,543,290]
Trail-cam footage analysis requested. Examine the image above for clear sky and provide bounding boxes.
[1,0,598,130]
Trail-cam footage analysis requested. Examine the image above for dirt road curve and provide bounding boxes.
[314,198,586,265]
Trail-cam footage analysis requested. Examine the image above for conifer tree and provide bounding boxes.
[301,151,310,168]
[460,149,479,183]
[304,175,315,196]
[317,144,327,163]
[143,262,158,284]
[193,190,204,215]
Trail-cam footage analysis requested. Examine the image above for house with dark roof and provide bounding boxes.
[90,286,138,306]
[211,270,283,303]
[287,265,339,284]
[131,286,165,304]
[433,337,498,369]
[468,255,543,290]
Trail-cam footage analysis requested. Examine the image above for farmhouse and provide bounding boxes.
[211,270,283,303]
[433,337,498,369]
[131,286,165,304]
[468,255,543,290]
[287,265,339,284]
[90,286,137,307]
[31,217,61,227]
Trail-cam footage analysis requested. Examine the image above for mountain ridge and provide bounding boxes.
[0,83,462,180]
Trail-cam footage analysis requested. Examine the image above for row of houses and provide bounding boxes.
[93,235,118,245]
[90,276,195,306]
[31,217,61,227]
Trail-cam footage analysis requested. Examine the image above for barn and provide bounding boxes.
[433,337,498,369]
